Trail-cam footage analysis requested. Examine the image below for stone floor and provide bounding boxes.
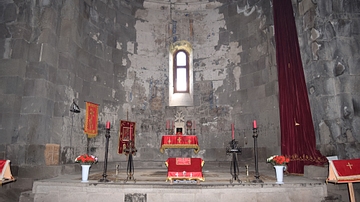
[3,160,358,202]
[29,164,331,202]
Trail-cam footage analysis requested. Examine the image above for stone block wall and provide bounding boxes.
[7,0,359,175]
[0,0,280,170]
[294,0,360,159]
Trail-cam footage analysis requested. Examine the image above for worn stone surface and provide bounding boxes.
[295,0,360,159]
[44,144,60,165]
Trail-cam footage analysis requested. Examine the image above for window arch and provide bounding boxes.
[169,41,193,106]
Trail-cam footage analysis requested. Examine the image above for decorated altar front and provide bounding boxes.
[160,135,199,154]
[165,158,204,183]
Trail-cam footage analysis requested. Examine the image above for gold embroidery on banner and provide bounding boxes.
[286,153,328,164]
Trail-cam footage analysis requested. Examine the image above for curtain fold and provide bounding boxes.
[273,0,328,174]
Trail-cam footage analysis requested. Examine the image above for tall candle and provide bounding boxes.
[106,121,110,129]
[231,123,235,140]
[253,120,257,129]
[193,120,196,129]
[166,120,170,129]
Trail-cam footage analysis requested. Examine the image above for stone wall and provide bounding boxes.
[294,0,360,159]
[0,0,284,170]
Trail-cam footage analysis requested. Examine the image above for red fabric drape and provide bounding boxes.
[273,0,328,174]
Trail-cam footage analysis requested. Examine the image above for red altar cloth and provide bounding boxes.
[327,159,360,183]
[0,160,15,185]
[165,158,205,182]
[160,135,199,154]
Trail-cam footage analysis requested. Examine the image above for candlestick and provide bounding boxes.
[252,127,263,183]
[106,121,110,130]
[253,120,257,129]
[232,123,235,140]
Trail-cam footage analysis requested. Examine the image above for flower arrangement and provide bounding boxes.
[267,155,290,166]
[75,154,98,165]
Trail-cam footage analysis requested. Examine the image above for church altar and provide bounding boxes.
[165,158,205,183]
[160,135,199,154]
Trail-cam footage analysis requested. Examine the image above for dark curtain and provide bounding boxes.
[273,0,328,174]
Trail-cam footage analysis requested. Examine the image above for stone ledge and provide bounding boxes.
[304,165,328,180]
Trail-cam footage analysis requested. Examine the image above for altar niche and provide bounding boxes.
[176,128,183,136]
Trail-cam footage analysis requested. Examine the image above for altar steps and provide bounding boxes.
[11,161,360,202]
[28,165,330,202]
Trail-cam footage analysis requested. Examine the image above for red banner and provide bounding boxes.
[84,102,99,138]
[118,120,136,154]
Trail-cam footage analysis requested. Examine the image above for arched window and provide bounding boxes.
[174,50,189,93]
[169,41,193,106]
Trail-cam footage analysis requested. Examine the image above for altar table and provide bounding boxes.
[165,158,205,183]
[160,135,199,154]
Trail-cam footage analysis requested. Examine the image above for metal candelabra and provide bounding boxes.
[252,128,263,183]
[124,140,137,183]
[226,139,242,184]
[99,127,110,182]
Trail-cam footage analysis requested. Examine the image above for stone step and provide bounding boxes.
[19,190,34,202]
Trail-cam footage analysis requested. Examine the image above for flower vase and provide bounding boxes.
[81,164,91,182]
[274,165,285,184]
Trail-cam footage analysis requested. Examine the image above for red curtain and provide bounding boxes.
[273,0,328,174]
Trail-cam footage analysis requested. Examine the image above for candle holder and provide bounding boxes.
[252,128,263,183]
[186,120,192,135]
[186,127,192,135]
[226,139,242,184]
[124,140,137,183]
[99,127,111,182]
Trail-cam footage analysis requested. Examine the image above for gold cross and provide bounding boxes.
[346,162,353,170]
[167,139,171,144]
[188,139,191,144]
[177,137,182,143]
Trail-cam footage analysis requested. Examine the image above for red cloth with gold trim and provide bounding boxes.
[165,158,204,182]
[84,102,99,137]
[160,135,199,154]
[118,120,136,154]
